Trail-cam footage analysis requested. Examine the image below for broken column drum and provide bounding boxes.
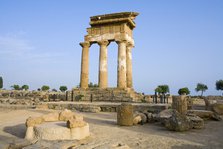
[117,103,133,126]
[79,12,139,89]
[172,95,188,115]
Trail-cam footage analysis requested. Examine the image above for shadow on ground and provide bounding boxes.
[3,123,26,138]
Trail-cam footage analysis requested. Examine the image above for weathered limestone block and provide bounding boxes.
[26,117,44,127]
[74,114,84,121]
[133,112,147,125]
[67,119,87,128]
[41,112,59,122]
[25,127,34,140]
[212,103,223,115]
[59,109,75,121]
[32,122,70,140]
[172,95,188,114]
[117,103,133,126]
[143,112,154,123]
[187,110,222,121]
[164,110,191,131]
[70,123,90,140]
[133,115,141,125]
[187,114,204,129]
[158,109,174,124]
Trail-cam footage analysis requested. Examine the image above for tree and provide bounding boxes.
[216,80,223,96]
[158,85,170,94]
[21,85,29,91]
[195,83,208,96]
[11,84,20,90]
[88,82,93,88]
[0,76,3,89]
[59,86,68,92]
[154,85,170,103]
[93,83,99,88]
[88,82,98,88]
[155,87,162,94]
[41,85,50,91]
[178,87,190,95]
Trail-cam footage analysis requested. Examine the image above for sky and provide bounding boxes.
[0,0,223,95]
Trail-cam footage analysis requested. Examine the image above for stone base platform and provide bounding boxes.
[44,102,170,113]
[67,88,143,102]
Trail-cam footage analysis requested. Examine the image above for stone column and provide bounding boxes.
[116,40,127,89]
[126,43,133,88]
[80,42,90,89]
[172,95,188,115]
[98,40,109,88]
[117,103,133,126]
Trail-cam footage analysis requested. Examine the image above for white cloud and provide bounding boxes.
[0,32,65,63]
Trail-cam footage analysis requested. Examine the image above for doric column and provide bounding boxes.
[80,42,90,89]
[98,40,109,88]
[116,39,127,89]
[126,43,134,88]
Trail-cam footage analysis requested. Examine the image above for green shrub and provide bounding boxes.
[178,87,190,95]
[59,86,68,92]
[41,85,50,91]
[216,80,223,95]
[21,85,29,91]
[11,84,20,90]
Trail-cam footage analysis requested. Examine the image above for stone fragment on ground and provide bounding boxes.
[158,109,174,124]
[187,110,222,121]
[67,119,87,128]
[164,110,191,131]
[26,116,44,127]
[187,114,204,129]
[212,103,223,115]
[133,112,147,125]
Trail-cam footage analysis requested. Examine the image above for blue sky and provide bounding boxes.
[0,0,223,95]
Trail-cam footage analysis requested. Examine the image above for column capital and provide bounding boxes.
[127,42,134,49]
[115,39,127,44]
[80,42,90,48]
[97,40,109,46]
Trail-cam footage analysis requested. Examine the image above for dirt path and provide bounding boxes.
[0,109,222,149]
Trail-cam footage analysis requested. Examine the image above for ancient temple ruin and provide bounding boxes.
[80,12,139,89]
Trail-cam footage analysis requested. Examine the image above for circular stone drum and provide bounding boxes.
[25,121,89,140]
[117,103,133,126]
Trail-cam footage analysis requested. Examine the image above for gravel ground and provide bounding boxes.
[0,108,222,149]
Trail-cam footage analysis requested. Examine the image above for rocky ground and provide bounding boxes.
[0,108,223,149]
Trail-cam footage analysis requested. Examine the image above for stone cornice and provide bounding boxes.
[90,12,139,29]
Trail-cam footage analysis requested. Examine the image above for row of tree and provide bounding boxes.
[1,76,223,95]
[10,85,68,92]
[154,80,223,96]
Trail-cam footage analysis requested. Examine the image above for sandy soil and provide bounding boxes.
[0,108,223,149]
